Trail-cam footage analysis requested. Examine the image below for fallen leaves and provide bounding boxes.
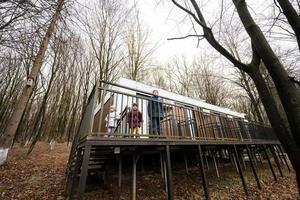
[0,142,299,199]
[0,142,69,200]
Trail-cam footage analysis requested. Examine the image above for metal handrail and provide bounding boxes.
[99,80,248,120]
[72,80,278,143]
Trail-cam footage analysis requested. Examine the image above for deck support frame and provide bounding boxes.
[233,145,249,196]
[198,145,210,200]
[64,138,283,200]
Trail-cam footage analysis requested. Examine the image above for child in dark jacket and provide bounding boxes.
[148,89,163,135]
[127,103,143,135]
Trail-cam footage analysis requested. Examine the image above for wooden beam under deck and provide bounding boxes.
[67,136,283,200]
[78,136,280,148]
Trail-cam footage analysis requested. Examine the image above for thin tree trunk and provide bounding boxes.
[27,103,47,155]
[67,89,80,144]
[0,0,65,150]
[27,46,61,154]
[14,94,35,144]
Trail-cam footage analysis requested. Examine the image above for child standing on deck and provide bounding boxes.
[148,89,164,136]
[127,103,143,136]
[105,106,120,135]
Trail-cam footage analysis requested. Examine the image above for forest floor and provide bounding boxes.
[0,142,299,200]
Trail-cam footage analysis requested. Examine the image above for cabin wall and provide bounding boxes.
[91,79,249,140]
[92,94,247,140]
[93,95,114,132]
[116,77,245,118]
[160,105,245,139]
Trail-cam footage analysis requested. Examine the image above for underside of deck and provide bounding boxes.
[65,136,288,200]
[64,82,288,200]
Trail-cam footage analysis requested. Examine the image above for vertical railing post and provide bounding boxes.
[245,121,252,142]
[98,85,107,135]
[236,120,244,141]
[198,108,207,139]
[217,115,225,140]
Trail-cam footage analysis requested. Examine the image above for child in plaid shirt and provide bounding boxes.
[127,103,143,136]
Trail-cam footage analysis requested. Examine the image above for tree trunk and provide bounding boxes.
[67,86,81,144]
[173,0,300,192]
[0,0,64,153]
[248,66,300,194]
[233,0,300,149]
[276,0,300,50]
[14,94,35,144]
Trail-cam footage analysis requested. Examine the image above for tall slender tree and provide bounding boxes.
[0,0,65,164]
[123,7,156,81]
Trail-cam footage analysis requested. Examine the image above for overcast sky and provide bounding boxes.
[134,0,295,60]
[78,0,298,76]
[136,1,214,64]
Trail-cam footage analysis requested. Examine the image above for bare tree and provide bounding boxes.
[148,66,169,89]
[191,56,230,106]
[84,0,127,84]
[123,8,156,81]
[26,30,68,154]
[171,0,300,191]
[167,56,193,96]
[275,0,300,50]
[0,0,65,164]
[0,53,25,134]
[220,18,266,123]
[0,0,55,49]
[232,0,300,148]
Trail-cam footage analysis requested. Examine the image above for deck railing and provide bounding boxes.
[79,81,278,142]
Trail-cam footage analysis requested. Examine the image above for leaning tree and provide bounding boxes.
[171,0,300,192]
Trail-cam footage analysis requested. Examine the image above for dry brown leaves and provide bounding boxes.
[0,142,299,200]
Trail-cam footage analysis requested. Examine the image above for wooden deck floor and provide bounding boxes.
[79,135,280,147]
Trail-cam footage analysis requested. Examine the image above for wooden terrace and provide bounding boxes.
[64,80,289,200]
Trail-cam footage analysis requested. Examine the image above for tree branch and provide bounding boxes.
[171,0,210,30]
[167,34,204,40]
